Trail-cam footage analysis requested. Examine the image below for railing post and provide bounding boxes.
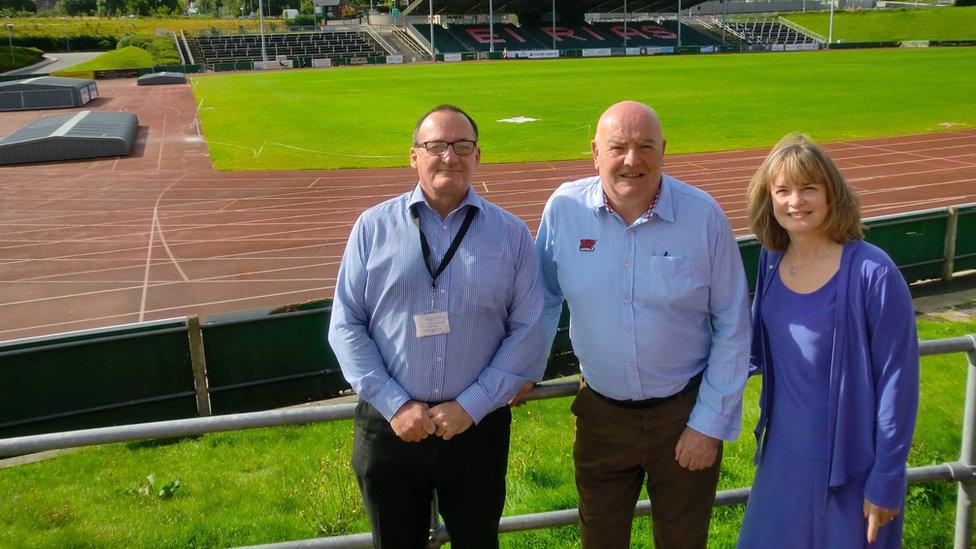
[943,206,958,282]
[955,336,976,549]
[187,315,212,417]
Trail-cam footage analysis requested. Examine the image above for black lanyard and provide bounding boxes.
[410,204,478,297]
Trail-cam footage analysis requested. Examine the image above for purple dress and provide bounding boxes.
[737,269,903,548]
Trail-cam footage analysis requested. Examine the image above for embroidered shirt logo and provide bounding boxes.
[579,239,597,252]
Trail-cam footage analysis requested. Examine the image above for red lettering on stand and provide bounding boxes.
[611,24,649,39]
[542,26,585,42]
[581,25,606,41]
[503,27,527,43]
[640,24,677,39]
[467,27,505,44]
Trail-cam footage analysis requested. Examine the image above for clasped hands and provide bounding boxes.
[390,400,473,442]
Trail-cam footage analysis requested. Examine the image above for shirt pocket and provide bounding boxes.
[636,256,708,311]
[460,249,512,311]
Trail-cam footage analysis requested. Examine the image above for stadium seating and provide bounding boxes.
[412,21,722,53]
[721,21,818,46]
[196,31,385,66]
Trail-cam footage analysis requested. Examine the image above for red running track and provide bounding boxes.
[1,79,975,340]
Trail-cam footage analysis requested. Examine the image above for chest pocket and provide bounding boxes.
[636,256,709,311]
[459,249,512,310]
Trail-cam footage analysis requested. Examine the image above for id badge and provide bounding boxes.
[414,311,451,337]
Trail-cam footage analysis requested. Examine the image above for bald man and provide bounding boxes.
[534,101,751,548]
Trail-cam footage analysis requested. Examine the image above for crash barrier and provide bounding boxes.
[1,336,974,549]
[1,204,975,439]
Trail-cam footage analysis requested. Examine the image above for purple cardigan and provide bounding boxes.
[751,239,920,509]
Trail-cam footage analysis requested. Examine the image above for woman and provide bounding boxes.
[737,133,919,548]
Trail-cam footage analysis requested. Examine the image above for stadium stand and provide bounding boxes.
[195,30,386,67]
[719,19,819,46]
[412,20,722,53]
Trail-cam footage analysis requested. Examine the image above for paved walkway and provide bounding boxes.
[3,51,104,75]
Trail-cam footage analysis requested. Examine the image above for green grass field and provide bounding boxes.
[53,45,153,74]
[192,47,976,171]
[0,46,44,72]
[785,6,976,42]
[0,318,972,547]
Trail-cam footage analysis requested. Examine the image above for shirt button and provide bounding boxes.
[440,289,446,294]
[436,356,443,362]
[623,261,632,269]
[633,394,640,400]
[624,331,632,339]
[623,297,631,304]
[442,225,448,231]
[434,388,440,394]
[629,366,636,372]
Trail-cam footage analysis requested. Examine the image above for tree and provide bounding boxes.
[96,0,126,15]
[56,0,96,14]
[0,0,37,12]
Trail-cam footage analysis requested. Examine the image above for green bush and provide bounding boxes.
[117,33,151,49]
[12,34,118,52]
[147,35,181,65]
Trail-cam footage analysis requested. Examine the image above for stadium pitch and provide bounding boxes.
[192,47,976,171]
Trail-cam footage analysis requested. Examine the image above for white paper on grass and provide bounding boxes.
[497,117,540,124]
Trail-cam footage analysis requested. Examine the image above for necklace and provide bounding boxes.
[785,246,834,276]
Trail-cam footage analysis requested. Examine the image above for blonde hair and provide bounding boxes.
[746,133,863,251]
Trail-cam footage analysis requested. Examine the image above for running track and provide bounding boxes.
[1,79,975,341]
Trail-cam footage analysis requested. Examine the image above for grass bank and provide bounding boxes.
[0,318,973,547]
[0,45,44,72]
[191,47,976,171]
[52,45,152,75]
[784,6,976,42]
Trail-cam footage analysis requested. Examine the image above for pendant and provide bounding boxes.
[787,264,798,276]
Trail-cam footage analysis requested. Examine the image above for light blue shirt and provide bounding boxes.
[536,175,751,440]
[328,184,548,424]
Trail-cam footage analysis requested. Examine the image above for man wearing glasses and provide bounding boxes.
[329,104,547,548]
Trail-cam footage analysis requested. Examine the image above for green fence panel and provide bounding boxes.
[717,45,741,53]
[333,57,350,66]
[675,46,701,54]
[486,51,504,60]
[954,204,976,271]
[202,300,346,414]
[214,62,237,72]
[236,61,253,71]
[737,237,762,292]
[0,320,197,439]
[830,41,900,50]
[863,209,949,283]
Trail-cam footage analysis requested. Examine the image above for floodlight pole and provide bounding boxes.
[489,0,494,53]
[623,0,627,49]
[428,0,435,61]
[551,0,555,50]
[677,0,682,47]
[5,22,12,65]
[827,0,835,48]
[258,0,268,62]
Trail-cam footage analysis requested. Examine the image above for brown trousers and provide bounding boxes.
[572,384,722,549]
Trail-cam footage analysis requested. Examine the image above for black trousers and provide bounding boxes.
[352,401,511,549]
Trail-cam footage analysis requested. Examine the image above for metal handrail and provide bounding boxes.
[1,336,974,548]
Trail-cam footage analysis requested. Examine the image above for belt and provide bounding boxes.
[585,371,704,409]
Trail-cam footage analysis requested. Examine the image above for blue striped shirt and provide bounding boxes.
[328,184,548,423]
[537,175,751,440]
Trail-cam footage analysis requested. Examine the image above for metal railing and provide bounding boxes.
[1,336,974,548]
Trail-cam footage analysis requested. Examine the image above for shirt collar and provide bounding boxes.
[407,184,483,216]
[588,175,675,223]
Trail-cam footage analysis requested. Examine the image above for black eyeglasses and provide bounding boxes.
[414,140,477,156]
